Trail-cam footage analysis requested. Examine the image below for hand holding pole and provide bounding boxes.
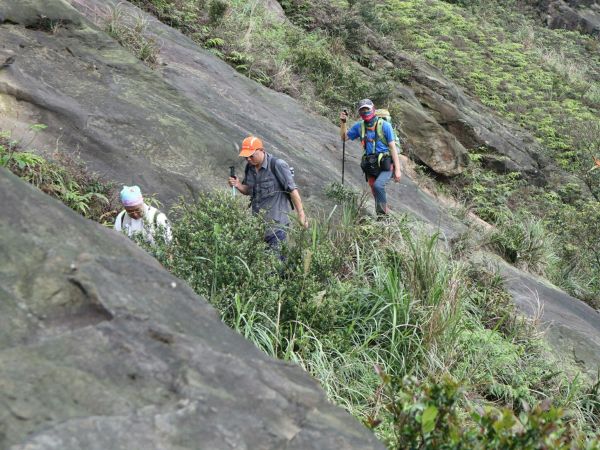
[229,166,236,197]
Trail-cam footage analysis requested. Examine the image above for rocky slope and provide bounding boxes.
[0,168,384,449]
[0,0,599,446]
[535,0,600,36]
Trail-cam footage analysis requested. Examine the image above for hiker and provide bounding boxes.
[227,136,308,250]
[340,99,401,215]
[114,185,172,245]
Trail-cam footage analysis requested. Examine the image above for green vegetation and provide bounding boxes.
[140,187,599,447]
[105,3,160,66]
[0,129,118,223]
[126,0,600,304]
[5,121,599,445]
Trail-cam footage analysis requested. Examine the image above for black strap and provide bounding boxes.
[244,156,294,210]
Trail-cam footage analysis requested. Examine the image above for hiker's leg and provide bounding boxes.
[367,176,376,198]
[265,229,287,258]
[373,170,392,214]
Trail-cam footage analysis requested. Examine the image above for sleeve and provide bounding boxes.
[383,121,395,144]
[346,121,361,141]
[114,211,125,231]
[273,159,297,193]
[156,212,173,243]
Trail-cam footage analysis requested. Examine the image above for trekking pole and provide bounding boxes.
[229,166,236,197]
[342,109,347,185]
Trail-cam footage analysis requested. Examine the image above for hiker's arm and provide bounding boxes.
[389,141,402,182]
[290,189,308,229]
[228,177,251,195]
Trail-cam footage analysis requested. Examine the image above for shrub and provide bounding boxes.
[135,188,600,443]
[0,132,117,223]
[369,372,599,449]
[146,191,282,320]
[209,0,228,23]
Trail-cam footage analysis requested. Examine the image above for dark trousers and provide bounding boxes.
[265,229,286,252]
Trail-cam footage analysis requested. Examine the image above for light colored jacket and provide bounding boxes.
[114,204,172,245]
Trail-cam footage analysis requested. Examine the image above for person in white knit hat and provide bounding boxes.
[114,185,172,245]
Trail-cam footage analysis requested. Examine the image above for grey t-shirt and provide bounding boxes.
[243,153,297,235]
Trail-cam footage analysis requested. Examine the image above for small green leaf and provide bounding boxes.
[421,405,438,434]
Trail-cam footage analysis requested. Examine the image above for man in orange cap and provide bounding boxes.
[228,136,308,250]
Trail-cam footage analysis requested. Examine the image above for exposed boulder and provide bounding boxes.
[535,0,600,36]
[406,60,550,184]
[1,0,599,413]
[0,168,384,450]
[472,252,600,379]
[357,31,553,183]
[260,0,288,23]
[393,93,469,176]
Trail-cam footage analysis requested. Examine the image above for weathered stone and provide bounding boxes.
[408,62,550,185]
[359,30,554,182]
[471,252,600,380]
[1,6,599,447]
[535,0,600,36]
[0,0,464,237]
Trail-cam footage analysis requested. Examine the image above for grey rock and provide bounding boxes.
[536,0,600,36]
[471,252,600,379]
[0,6,599,448]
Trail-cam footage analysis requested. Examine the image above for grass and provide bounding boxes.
[6,0,600,443]
[4,119,599,445]
[141,185,600,446]
[104,2,161,66]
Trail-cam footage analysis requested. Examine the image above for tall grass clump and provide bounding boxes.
[105,3,160,66]
[486,210,558,276]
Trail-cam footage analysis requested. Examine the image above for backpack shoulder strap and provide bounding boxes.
[376,118,388,147]
[118,210,126,229]
[269,156,284,190]
[269,156,295,210]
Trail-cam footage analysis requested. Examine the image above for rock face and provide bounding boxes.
[535,0,600,36]
[408,63,550,185]
[0,1,599,445]
[0,168,384,450]
[346,18,555,181]
[0,0,464,236]
[473,252,600,379]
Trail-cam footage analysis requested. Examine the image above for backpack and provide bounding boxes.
[359,109,402,154]
[244,155,295,210]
